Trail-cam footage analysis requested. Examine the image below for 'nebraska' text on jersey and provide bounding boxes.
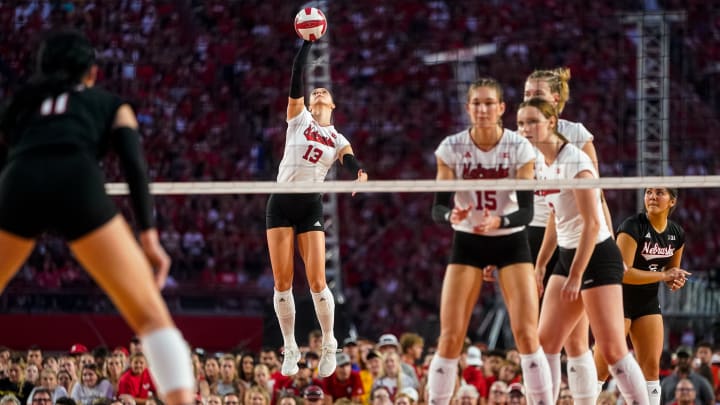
[618,213,685,296]
[535,143,611,248]
[435,128,535,236]
[277,109,350,183]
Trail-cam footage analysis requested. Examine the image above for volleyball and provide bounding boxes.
[294,7,327,41]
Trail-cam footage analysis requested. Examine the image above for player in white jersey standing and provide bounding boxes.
[428,78,554,405]
[517,98,649,405]
[522,67,613,405]
[266,40,368,378]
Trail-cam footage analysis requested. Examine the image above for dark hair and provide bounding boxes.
[0,29,95,136]
[32,388,53,399]
[55,397,78,405]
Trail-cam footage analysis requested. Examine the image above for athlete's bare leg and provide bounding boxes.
[0,230,36,292]
[70,215,193,405]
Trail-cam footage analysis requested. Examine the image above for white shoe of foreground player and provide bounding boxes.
[318,338,338,377]
[281,346,301,376]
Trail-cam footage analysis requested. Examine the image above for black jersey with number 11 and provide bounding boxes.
[5,86,122,159]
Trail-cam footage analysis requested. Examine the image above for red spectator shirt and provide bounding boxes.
[117,369,156,399]
[322,370,364,401]
[462,366,488,398]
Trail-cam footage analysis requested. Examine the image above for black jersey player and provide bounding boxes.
[0,30,194,405]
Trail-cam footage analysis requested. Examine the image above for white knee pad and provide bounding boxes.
[141,327,195,395]
[567,351,599,399]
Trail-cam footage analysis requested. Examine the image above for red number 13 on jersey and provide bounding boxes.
[302,145,323,163]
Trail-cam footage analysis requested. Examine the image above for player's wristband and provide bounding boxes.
[432,192,453,224]
[342,154,363,175]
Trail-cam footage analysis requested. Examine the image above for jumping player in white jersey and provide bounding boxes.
[428,78,554,405]
[266,40,368,378]
[522,68,613,405]
[593,188,688,405]
[517,98,649,405]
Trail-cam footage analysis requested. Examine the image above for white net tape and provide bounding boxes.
[105,175,720,195]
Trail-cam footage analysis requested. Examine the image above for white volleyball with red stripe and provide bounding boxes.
[294,7,327,41]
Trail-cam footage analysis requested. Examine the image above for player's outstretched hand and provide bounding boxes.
[352,169,368,197]
[140,228,171,289]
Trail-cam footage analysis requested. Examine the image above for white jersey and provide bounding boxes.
[435,128,535,236]
[276,109,351,183]
[535,143,611,248]
[530,119,595,227]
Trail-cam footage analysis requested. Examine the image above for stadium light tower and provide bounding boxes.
[422,43,497,124]
[621,11,685,211]
[303,0,345,303]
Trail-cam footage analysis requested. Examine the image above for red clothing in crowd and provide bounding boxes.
[322,370,364,401]
[117,368,156,399]
[463,365,488,398]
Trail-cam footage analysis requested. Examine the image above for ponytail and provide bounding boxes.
[0,29,94,137]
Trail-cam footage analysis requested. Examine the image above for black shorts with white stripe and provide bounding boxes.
[553,237,624,289]
[266,193,324,233]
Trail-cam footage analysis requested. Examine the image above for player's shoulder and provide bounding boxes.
[78,85,121,103]
[617,212,645,236]
[559,142,586,161]
[501,128,530,144]
[667,218,685,236]
[438,129,469,147]
[287,108,311,125]
[558,119,593,143]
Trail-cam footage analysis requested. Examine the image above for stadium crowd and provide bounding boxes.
[1,332,720,405]
[1,0,719,374]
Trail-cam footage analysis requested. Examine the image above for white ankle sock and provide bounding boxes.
[647,380,661,405]
[545,352,562,402]
[311,286,335,343]
[520,347,554,405]
[427,354,458,405]
[273,288,296,347]
[609,353,649,405]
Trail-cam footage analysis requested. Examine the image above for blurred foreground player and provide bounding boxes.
[0,30,194,405]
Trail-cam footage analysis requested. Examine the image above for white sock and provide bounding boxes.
[647,380,661,405]
[609,353,649,405]
[597,381,605,394]
[520,347,554,405]
[311,286,335,344]
[545,352,562,402]
[273,288,297,348]
[427,354,458,405]
[566,351,598,405]
[141,328,195,395]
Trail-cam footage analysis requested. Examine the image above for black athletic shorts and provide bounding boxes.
[528,225,558,287]
[266,193,324,234]
[449,228,532,270]
[552,237,624,289]
[0,148,118,241]
[623,285,662,319]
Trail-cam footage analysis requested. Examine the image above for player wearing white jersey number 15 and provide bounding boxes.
[427,78,554,405]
